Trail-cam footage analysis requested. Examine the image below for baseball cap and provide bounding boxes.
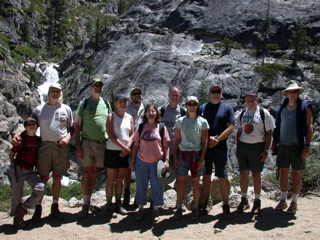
[49,83,62,90]
[244,90,258,97]
[186,96,199,104]
[90,77,103,86]
[114,94,129,102]
[24,117,38,127]
[209,84,222,91]
[130,87,142,94]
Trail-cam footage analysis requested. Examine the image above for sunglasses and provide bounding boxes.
[131,92,142,96]
[210,90,221,94]
[186,103,198,106]
[27,123,37,126]
[287,90,298,94]
[91,85,103,89]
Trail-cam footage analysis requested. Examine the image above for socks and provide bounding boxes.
[281,191,288,201]
[292,193,299,203]
[83,195,90,205]
[241,192,248,198]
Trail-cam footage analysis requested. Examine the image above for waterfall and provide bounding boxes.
[36,63,60,104]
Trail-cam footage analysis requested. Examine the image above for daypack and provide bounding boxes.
[138,122,165,142]
[239,107,266,135]
[160,105,186,118]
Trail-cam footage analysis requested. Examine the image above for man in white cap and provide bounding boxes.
[123,87,145,206]
[272,80,313,215]
[31,82,74,221]
[74,78,111,218]
[236,91,275,215]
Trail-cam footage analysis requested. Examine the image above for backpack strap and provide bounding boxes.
[160,105,166,118]
[138,122,145,138]
[180,106,187,117]
[200,102,208,116]
[138,122,165,143]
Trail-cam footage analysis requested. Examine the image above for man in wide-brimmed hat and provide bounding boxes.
[272,80,314,215]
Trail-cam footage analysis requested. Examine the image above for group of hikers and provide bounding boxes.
[9,78,313,228]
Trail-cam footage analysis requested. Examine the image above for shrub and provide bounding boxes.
[254,63,289,82]
[60,182,83,201]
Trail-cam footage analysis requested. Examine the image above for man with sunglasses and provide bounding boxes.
[75,78,110,218]
[272,80,313,215]
[200,84,235,219]
[123,87,145,206]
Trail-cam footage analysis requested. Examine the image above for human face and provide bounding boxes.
[130,90,143,105]
[186,101,198,114]
[209,87,222,104]
[115,98,128,110]
[25,122,37,134]
[90,84,103,95]
[245,96,258,111]
[49,87,62,100]
[168,87,182,106]
[146,106,157,122]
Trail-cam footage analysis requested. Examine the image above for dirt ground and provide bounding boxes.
[1,194,319,240]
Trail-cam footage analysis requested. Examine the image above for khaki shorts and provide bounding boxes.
[78,138,106,168]
[37,141,70,175]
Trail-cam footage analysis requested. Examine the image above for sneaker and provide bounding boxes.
[136,208,144,221]
[222,204,233,220]
[190,208,199,221]
[50,203,64,220]
[13,204,27,228]
[173,208,183,220]
[201,199,213,214]
[275,199,288,211]
[114,202,127,215]
[106,203,117,218]
[79,205,89,219]
[251,199,261,215]
[32,205,42,222]
[152,209,160,222]
[123,191,130,207]
[287,201,298,215]
[237,197,250,213]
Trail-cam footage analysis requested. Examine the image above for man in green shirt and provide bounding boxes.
[75,78,110,218]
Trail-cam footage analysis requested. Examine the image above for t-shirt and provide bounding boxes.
[11,132,39,170]
[126,102,144,131]
[76,97,109,142]
[279,107,299,146]
[161,104,186,155]
[237,107,275,144]
[201,102,235,150]
[175,116,209,151]
[32,103,73,141]
[132,123,170,163]
[106,112,132,150]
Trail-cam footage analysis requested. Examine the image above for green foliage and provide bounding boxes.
[314,67,320,78]
[214,37,242,53]
[0,33,9,48]
[85,59,96,78]
[301,145,320,192]
[266,43,280,51]
[254,63,290,82]
[21,17,31,44]
[26,66,41,87]
[0,184,11,212]
[11,44,37,63]
[197,78,210,105]
[60,182,83,201]
[289,18,312,67]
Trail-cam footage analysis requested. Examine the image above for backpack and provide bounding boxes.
[239,106,266,135]
[160,105,186,118]
[138,122,165,142]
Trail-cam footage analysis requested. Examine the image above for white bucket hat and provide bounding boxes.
[282,80,304,96]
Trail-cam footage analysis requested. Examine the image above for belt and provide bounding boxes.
[82,137,105,143]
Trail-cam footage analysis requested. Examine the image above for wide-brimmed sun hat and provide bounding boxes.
[282,80,304,96]
[157,160,177,185]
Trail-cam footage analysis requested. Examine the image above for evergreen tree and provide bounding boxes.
[197,78,210,105]
[94,17,103,52]
[289,18,312,67]
[21,16,30,44]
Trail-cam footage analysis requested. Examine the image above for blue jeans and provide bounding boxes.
[135,156,164,206]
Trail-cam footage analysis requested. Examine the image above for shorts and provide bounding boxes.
[104,149,130,169]
[204,147,228,178]
[78,138,106,168]
[276,144,305,170]
[237,142,265,173]
[176,151,204,177]
[37,141,70,175]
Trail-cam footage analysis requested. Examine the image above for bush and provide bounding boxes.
[60,182,83,201]
[301,145,320,192]
[254,63,289,82]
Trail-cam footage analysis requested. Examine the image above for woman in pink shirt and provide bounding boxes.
[131,104,170,222]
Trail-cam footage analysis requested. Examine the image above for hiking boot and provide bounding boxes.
[114,202,127,215]
[89,205,101,212]
[13,204,27,228]
[237,197,250,213]
[275,199,288,211]
[79,205,89,219]
[190,208,199,221]
[200,199,213,214]
[106,203,117,218]
[136,208,144,221]
[32,205,42,222]
[222,204,233,220]
[123,191,130,207]
[251,199,261,215]
[173,208,183,220]
[50,203,64,220]
[152,209,160,223]
[287,201,298,215]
